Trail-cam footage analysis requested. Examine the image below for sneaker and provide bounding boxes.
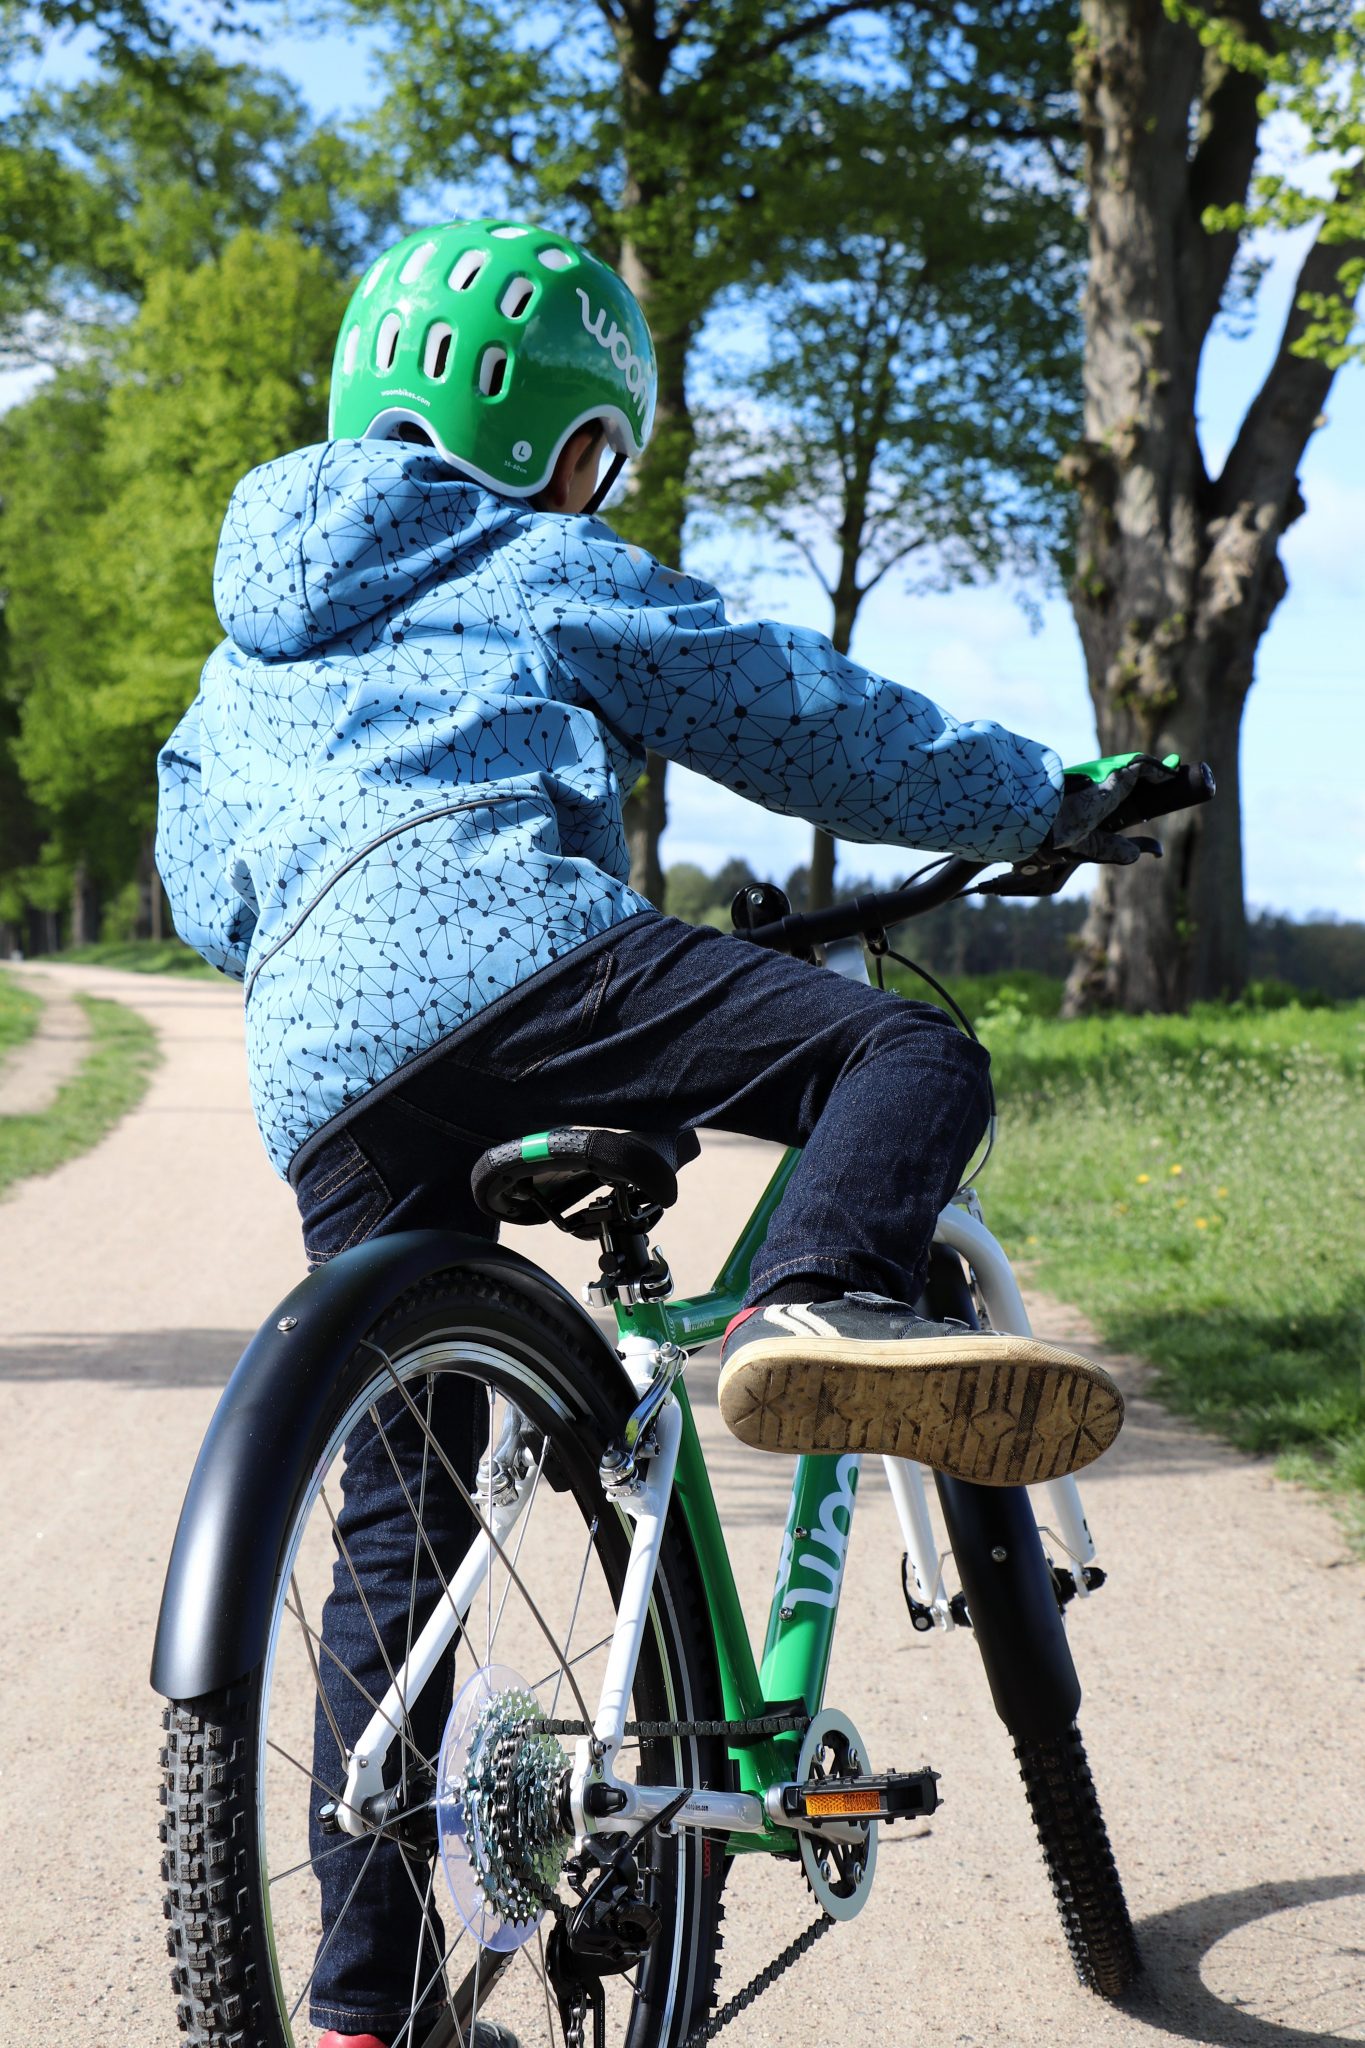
[717,1294,1123,1483]
[318,2027,521,2047]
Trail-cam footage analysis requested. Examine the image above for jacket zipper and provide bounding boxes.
[244,798,495,997]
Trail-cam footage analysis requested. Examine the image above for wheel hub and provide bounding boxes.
[437,1664,572,1952]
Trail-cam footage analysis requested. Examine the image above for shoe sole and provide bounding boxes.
[717,1333,1123,1483]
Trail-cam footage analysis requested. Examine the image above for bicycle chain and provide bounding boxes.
[683,1910,834,2048]
[530,1708,827,2046]
[529,1711,810,1743]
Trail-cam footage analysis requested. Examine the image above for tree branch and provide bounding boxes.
[707,0,906,76]
[1218,200,1365,524]
[1179,0,1272,351]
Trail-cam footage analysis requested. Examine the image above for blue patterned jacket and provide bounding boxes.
[157,440,1063,1178]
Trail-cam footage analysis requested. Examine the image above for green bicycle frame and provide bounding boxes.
[614,1146,864,1853]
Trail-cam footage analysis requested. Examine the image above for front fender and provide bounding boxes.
[150,1230,625,1701]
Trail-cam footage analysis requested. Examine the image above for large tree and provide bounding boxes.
[701,95,1082,905]
[1063,0,1364,1011]
[325,0,1079,902]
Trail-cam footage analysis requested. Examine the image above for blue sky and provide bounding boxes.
[10,13,1362,917]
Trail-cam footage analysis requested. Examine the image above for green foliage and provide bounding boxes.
[1,39,378,361]
[1169,1,1365,364]
[0,984,159,1196]
[0,228,347,913]
[698,94,1083,621]
[982,999,1365,1536]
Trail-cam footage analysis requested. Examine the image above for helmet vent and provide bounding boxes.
[423,322,454,379]
[537,247,573,271]
[360,259,386,299]
[498,276,535,320]
[375,311,402,372]
[478,344,509,397]
[341,325,361,375]
[398,241,437,285]
[449,249,488,292]
[490,224,528,239]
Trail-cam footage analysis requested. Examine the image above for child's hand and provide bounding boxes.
[1044,755,1169,866]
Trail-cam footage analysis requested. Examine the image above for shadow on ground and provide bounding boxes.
[0,1329,252,1385]
[1125,1871,1365,2046]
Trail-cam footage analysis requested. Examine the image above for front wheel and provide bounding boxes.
[159,1264,727,2047]
[1015,1724,1139,1997]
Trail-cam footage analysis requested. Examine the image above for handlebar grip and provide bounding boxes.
[1103,760,1216,833]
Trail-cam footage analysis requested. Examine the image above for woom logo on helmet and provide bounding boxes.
[575,289,649,422]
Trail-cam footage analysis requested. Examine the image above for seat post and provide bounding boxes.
[586,1188,675,1308]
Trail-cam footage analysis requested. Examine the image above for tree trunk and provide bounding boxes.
[69,863,99,948]
[617,230,695,906]
[807,551,863,910]
[1062,0,1353,1013]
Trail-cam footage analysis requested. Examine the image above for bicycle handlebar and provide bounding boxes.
[734,758,1216,955]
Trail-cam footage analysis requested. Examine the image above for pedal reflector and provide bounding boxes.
[805,1788,881,1818]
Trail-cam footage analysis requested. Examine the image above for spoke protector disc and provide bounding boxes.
[437,1663,570,1953]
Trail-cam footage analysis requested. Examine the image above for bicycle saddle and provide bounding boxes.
[471,1126,702,1229]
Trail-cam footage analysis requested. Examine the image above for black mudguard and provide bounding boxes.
[924,1247,1082,1745]
[150,1230,626,1701]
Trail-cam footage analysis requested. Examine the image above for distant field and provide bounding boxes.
[960,990,1365,1543]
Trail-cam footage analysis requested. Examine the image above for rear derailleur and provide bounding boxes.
[546,1795,688,2048]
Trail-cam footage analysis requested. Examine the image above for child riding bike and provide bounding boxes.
[156,218,1146,2047]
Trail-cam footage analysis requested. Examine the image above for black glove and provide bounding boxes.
[1044,755,1168,867]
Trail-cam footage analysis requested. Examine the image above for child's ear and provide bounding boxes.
[538,426,603,510]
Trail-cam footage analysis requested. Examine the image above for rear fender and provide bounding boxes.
[150,1230,628,1701]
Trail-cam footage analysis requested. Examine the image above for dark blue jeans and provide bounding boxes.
[295,910,990,2034]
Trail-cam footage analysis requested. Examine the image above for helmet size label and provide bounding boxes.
[575,289,649,421]
[512,440,533,463]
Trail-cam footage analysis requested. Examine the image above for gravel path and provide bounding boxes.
[0,967,91,1114]
[0,962,1360,2048]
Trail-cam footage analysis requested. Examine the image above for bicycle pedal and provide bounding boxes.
[773,1767,940,1827]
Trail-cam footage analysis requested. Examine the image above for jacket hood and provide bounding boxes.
[213,439,522,659]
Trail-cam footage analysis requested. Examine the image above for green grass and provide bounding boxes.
[971,999,1365,1540]
[0,989,160,1197]
[0,971,42,1065]
[46,937,224,980]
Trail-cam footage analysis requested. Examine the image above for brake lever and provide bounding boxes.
[977,835,1163,898]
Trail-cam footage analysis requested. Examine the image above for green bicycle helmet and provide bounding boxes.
[328,219,656,501]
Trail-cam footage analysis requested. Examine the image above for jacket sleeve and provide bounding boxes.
[155,693,257,981]
[514,523,1063,863]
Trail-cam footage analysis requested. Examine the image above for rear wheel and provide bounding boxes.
[160,1265,726,2047]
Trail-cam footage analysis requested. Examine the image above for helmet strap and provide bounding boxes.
[586,452,626,516]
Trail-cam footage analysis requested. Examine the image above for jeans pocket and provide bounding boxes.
[467,945,615,1084]
[298,1132,393,1267]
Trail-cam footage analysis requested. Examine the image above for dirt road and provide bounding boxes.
[1,962,1361,2047]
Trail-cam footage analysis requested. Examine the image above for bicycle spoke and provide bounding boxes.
[401,1374,437,1805]
[365,1341,593,1722]
[547,1519,598,1720]
[488,1431,548,1664]
[282,1592,436,1770]
[286,1821,387,2023]
[289,1568,347,1770]
[320,1480,426,1777]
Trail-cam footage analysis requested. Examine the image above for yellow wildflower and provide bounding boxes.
[1169,1163,1183,1176]
[1174,1196,1187,1209]
[1136,1173,1150,1185]
[1216,1186,1228,1198]
[1195,1217,1208,1229]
